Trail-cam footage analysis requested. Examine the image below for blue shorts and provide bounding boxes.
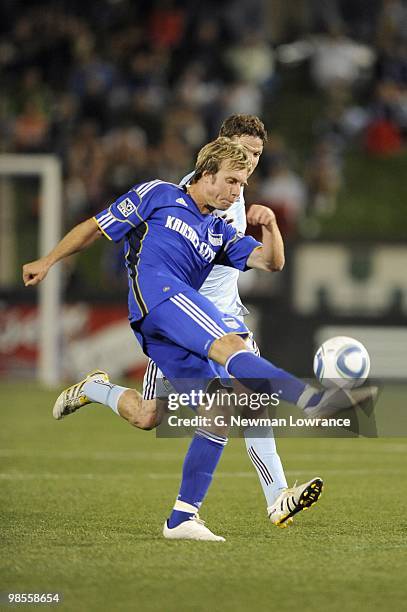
[132,289,249,394]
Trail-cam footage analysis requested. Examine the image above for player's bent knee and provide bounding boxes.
[123,398,160,430]
[140,399,162,430]
[138,406,158,430]
[208,333,248,366]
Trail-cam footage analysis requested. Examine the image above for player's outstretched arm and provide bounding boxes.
[246,205,285,272]
[23,218,102,287]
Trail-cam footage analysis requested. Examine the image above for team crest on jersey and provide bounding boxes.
[208,230,223,246]
[117,198,136,217]
[222,316,240,330]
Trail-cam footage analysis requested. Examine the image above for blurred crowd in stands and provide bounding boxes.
[1,0,406,250]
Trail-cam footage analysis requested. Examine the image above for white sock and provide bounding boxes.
[244,425,287,507]
[82,380,127,415]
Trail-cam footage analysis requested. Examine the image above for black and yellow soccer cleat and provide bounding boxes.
[267,477,324,528]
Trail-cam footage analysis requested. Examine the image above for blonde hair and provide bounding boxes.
[190,137,252,184]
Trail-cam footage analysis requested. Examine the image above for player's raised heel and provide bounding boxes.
[52,370,110,420]
[267,477,324,527]
[163,515,225,542]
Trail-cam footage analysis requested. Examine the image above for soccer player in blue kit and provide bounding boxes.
[23,136,374,541]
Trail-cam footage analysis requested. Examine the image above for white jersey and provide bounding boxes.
[179,171,248,317]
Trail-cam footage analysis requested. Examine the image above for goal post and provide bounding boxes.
[0,154,63,386]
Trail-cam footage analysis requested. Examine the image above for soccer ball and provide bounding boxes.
[313,336,370,389]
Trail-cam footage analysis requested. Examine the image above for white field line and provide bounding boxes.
[146,468,406,479]
[0,449,180,461]
[0,443,405,462]
[0,468,405,481]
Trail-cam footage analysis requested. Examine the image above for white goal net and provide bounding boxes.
[0,154,62,386]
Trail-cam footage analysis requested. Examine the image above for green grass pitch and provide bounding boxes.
[1,382,406,612]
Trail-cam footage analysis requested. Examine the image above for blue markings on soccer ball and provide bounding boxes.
[313,336,370,389]
[315,348,324,380]
[336,346,367,379]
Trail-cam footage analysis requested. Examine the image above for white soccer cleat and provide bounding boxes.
[305,385,378,419]
[267,477,324,528]
[163,515,225,542]
[52,370,110,420]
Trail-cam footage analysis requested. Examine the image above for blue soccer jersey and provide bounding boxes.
[180,171,248,318]
[94,180,261,322]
